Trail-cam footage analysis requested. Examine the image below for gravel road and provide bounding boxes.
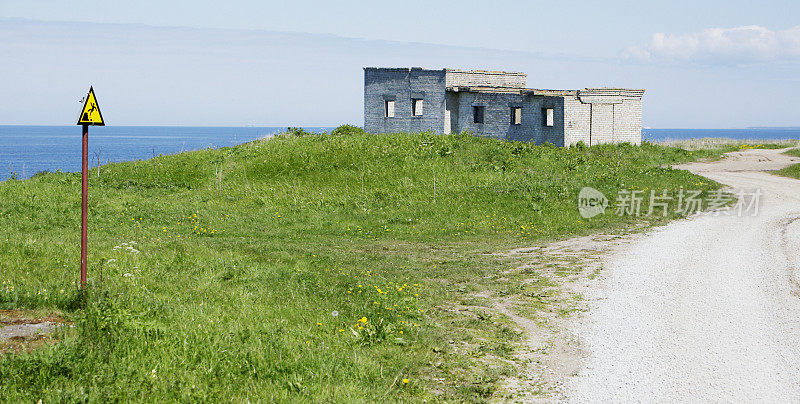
[566,148,800,402]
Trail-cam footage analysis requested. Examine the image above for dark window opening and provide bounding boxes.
[473,106,485,124]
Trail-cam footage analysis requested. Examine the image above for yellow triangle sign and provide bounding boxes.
[77,87,105,126]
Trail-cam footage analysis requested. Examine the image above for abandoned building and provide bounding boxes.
[363,67,645,146]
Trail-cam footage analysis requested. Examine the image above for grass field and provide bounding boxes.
[656,137,798,151]
[775,148,800,179]
[0,127,731,402]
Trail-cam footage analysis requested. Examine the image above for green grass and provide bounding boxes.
[0,127,725,402]
[775,148,800,179]
[656,137,797,152]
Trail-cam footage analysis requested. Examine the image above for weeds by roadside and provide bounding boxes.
[774,148,800,180]
[656,137,797,152]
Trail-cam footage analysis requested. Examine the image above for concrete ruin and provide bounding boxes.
[364,67,645,146]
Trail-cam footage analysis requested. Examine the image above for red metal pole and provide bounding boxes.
[81,124,89,288]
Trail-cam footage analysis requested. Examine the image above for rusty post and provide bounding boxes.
[81,123,89,287]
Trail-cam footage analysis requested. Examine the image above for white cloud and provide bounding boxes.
[624,25,800,64]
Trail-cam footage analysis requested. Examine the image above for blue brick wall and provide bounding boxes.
[364,68,446,133]
[452,92,565,145]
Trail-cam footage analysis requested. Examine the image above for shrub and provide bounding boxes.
[330,125,365,137]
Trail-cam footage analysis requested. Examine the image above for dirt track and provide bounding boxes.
[566,149,800,402]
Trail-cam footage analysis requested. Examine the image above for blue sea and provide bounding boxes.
[0,126,798,180]
[642,128,800,143]
[0,126,332,180]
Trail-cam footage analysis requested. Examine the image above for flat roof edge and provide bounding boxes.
[362,67,527,76]
[445,68,526,76]
[446,87,646,97]
[447,86,577,96]
[579,88,646,97]
[363,67,447,71]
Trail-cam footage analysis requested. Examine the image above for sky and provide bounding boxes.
[1,0,799,128]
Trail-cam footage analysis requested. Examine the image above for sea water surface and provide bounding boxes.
[0,126,331,180]
[643,128,800,143]
[1,126,798,180]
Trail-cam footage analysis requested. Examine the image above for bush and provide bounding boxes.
[286,127,314,137]
[330,125,365,137]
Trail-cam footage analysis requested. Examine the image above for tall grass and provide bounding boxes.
[0,127,725,401]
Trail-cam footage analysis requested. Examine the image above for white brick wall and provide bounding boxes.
[564,96,591,146]
[591,104,614,145]
[445,69,527,88]
[612,99,643,144]
[563,91,643,146]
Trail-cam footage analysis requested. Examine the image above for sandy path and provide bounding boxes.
[566,149,800,402]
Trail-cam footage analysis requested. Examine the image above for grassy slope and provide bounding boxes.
[0,128,725,402]
[775,148,800,179]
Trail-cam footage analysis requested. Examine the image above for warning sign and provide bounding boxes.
[77,87,104,126]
